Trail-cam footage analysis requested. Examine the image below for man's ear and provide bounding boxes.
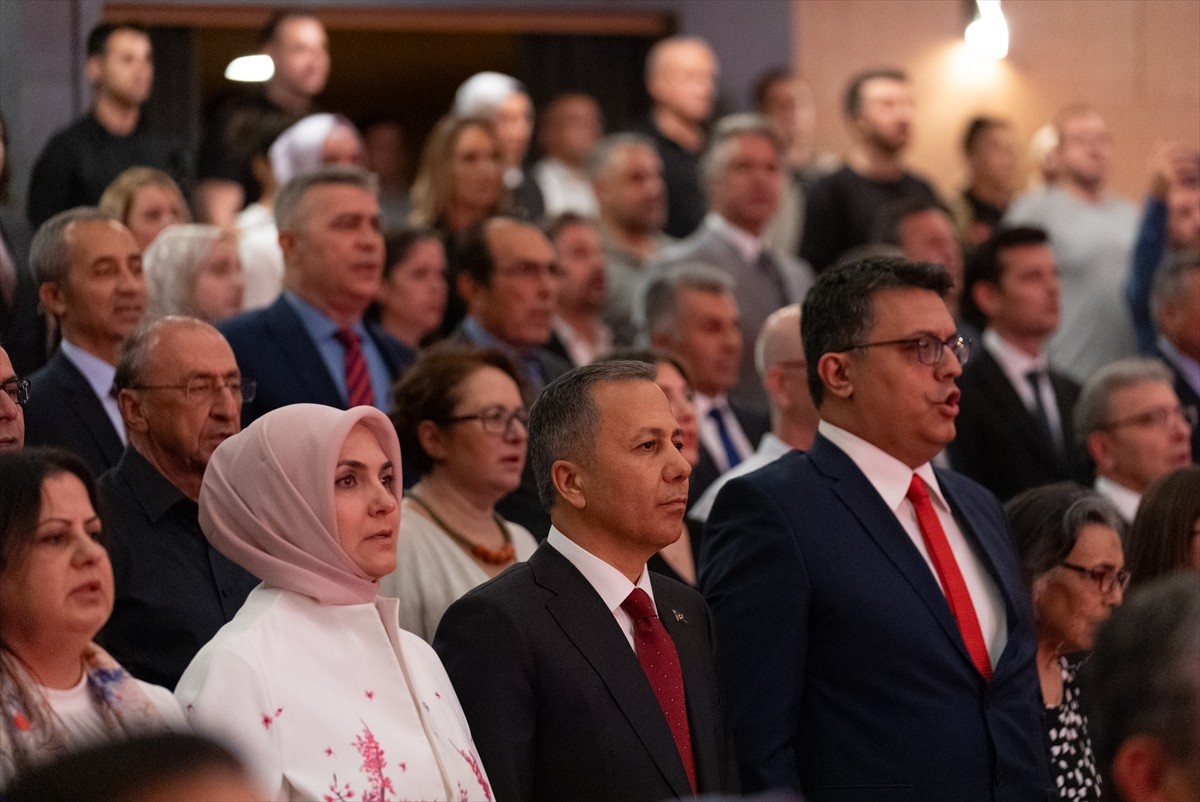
[550,458,586,511]
[816,352,854,400]
[277,229,298,267]
[1087,431,1113,473]
[84,55,103,88]
[38,282,68,320]
[457,273,481,311]
[118,389,150,434]
[972,281,1001,320]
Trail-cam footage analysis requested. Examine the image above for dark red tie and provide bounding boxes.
[906,475,992,681]
[621,588,697,793]
[334,328,375,408]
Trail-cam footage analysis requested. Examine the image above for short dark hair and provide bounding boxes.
[1005,482,1126,589]
[959,226,1050,330]
[801,256,952,406]
[1127,466,1200,590]
[389,343,523,477]
[448,219,497,288]
[86,22,148,58]
[1088,573,1200,791]
[870,197,951,247]
[258,8,320,47]
[4,732,249,802]
[384,226,442,281]
[962,115,1008,155]
[542,211,595,243]
[752,66,791,111]
[843,67,908,119]
[528,361,656,511]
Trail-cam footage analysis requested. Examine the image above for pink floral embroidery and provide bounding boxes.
[434,691,441,699]
[260,707,284,729]
[365,690,374,700]
[453,743,492,801]
[325,747,334,757]
[353,724,396,802]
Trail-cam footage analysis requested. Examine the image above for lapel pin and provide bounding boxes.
[673,609,687,623]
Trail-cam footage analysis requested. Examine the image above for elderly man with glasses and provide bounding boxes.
[0,344,27,450]
[96,316,259,689]
[1076,356,1196,523]
[701,256,1050,800]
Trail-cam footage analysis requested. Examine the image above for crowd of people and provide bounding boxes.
[0,8,1198,802]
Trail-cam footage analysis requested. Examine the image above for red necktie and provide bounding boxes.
[906,475,992,681]
[334,328,375,408]
[621,588,697,793]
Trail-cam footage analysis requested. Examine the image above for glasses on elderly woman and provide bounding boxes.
[1059,561,1132,594]
[445,405,528,436]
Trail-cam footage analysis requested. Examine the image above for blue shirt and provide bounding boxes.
[283,291,392,411]
[461,316,548,392]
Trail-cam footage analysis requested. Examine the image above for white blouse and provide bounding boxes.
[175,586,492,802]
[378,498,538,642]
[45,675,184,749]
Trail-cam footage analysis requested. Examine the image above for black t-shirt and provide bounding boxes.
[26,113,188,227]
[800,165,941,272]
[196,89,298,204]
[633,118,707,240]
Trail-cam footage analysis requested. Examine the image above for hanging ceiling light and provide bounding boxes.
[224,54,274,83]
[965,0,1009,60]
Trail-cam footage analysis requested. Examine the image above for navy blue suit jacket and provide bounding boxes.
[219,295,413,427]
[700,433,1051,802]
[24,349,123,477]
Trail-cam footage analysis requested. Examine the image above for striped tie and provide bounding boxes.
[334,328,375,408]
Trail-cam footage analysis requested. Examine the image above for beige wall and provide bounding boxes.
[794,0,1200,201]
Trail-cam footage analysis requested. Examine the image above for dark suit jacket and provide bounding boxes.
[688,401,770,508]
[219,295,414,427]
[948,348,1089,501]
[701,434,1051,802]
[1154,344,1200,462]
[0,207,48,376]
[433,541,739,802]
[24,349,123,476]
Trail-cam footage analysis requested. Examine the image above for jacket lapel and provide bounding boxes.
[529,545,694,798]
[264,298,346,406]
[974,350,1064,466]
[54,353,123,466]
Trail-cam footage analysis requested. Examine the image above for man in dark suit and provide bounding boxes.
[24,208,146,475]
[701,256,1050,800]
[648,114,814,415]
[220,166,412,427]
[434,361,738,802]
[1149,248,1200,461]
[949,226,1088,500]
[641,263,768,506]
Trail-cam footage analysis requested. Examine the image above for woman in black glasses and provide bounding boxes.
[381,343,537,641]
[1007,482,1129,802]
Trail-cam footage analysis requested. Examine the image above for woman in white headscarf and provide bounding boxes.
[175,404,491,802]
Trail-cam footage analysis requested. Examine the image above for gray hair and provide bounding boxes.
[587,132,658,182]
[528,360,657,511]
[274,165,378,233]
[1006,482,1127,588]
[453,71,525,119]
[1150,249,1200,324]
[1074,357,1175,442]
[699,113,783,187]
[142,224,233,320]
[1089,573,1200,786]
[635,262,734,342]
[113,315,214,391]
[30,207,115,286]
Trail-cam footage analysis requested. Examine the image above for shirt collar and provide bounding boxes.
[283,290,366,342]
[1095,476,1142,523]
[463,316,534,359]
[983,328,1048,379]
[817,420,950,514]
[121,446,190,523]
[692,392,729,420]
[706,212,762,264]
[546,526,654,613]
[1157,335,1200,395]
[59,339,116,399]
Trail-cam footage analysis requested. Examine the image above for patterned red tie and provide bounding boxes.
[621,588,697,793]
[334,328,375,408]
[906,475,993,681]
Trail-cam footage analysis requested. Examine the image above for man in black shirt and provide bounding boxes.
[195,10,329,225]
[27,23,186,227]
[633,36,718,240]
[800,68,940,272]
[99,316,258,689]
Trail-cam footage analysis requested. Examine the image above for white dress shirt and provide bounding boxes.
[1094,476,1142,523]
[693,392,756,473]
[60,339,126,444]
[547,526,655,653]
[983,328,1064,445]
[819,420,1008,667]
[690,432,792,523]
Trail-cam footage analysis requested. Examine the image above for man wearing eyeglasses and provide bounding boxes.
[96,316,258,689]
[701,256,1050,800]
[1076,356,1195,523]
[0,344,26,450]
